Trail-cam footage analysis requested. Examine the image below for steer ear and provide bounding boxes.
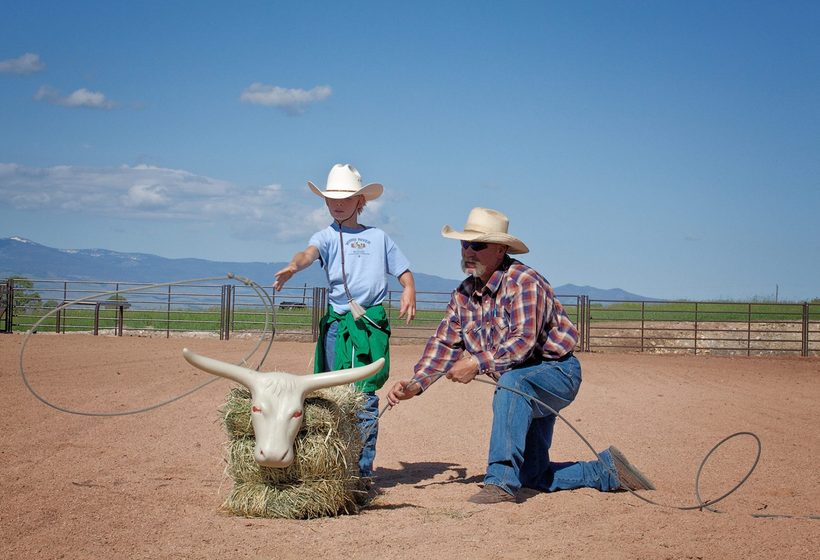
[302,357,385,393]
[182,348,260,391]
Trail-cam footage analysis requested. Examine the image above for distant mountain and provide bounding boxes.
[0,236,459,294]
[0,236,657,301]
[553,283,659,302]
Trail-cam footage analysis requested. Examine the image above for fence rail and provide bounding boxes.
[3,278,818,357]
[583,299,818,356]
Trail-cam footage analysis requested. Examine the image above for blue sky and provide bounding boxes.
[2,1,818,301]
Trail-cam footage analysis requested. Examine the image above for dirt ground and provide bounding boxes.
[1,333,818,560]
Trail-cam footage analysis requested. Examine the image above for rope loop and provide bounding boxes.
[18,274,275,417]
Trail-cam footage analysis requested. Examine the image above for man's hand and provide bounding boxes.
[387,380,421,406]
[445,354,479,384]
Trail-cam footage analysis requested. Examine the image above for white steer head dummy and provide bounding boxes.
[182,348,384,468]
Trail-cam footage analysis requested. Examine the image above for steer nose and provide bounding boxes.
[255,447,293,468]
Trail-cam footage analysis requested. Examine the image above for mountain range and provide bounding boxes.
[0,236,656,300]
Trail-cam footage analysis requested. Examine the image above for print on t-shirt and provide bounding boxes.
[347,237,371,257]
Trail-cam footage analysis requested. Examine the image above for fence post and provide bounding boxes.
[640,301,645,352]
[803,303,810,357]
[577,296,586,352]
[219,285,225,340]
[60,281,68,334]
[230,284,236,338]
[311,287,319,342]
[227,284,234,340]
[1,281,11,333]
[219,284,233,341]
[309,287,327,343]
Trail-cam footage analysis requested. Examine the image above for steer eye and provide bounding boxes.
[292,410,303,418]
[251,405,262,413]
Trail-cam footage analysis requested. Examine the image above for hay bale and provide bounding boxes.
[219,384,369,519]
[225,479,363,519]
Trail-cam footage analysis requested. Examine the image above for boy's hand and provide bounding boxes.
[273,247,319,291]
[399,286,416,324]
[273,265,297,291]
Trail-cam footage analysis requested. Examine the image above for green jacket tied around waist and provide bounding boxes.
[313,304,391,393]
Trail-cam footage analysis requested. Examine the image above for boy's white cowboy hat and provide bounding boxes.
[308,163,383,201]
[441,207,529,254]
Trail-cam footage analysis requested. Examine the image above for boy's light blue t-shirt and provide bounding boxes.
[309,223,411,314]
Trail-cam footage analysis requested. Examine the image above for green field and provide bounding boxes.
[9,303,455,336]
[578,301,814,322]
[12,300,818,337]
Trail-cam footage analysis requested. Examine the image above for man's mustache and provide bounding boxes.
[461,258,486,278]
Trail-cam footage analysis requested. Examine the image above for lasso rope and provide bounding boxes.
[374,371,773,515]
[469,376,761,513]
[17,273,275,417]
[18,286,813,519]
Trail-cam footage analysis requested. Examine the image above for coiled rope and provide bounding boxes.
[376,371,766,515]
[470,376,761,513]
[17,273,275,417]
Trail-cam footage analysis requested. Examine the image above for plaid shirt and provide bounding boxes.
[412,256,578,392]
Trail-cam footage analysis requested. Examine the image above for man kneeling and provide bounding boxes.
[387,207,654,504]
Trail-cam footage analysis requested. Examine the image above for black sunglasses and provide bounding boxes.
[461,240,489,251]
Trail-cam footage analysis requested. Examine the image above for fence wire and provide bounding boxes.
[3,278,818,356]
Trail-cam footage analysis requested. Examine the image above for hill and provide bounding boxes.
[0,236,655,300]
[555,283,660,302]
[0,236,458,293]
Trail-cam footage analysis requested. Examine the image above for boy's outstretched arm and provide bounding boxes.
[273,246,320,291]
[397,270,416,324]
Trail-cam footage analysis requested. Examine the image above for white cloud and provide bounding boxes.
[123,183,170,209]
[0,53,45,74]
[34,85,116,109]
[239,83,332,115]
[0,162,321,242]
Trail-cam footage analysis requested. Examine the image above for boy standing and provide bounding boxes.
[274,163,416,479]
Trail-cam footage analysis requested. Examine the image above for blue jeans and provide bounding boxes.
[485,355,620,494]
[324,321,380,478]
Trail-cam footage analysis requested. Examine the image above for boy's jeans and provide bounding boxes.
[484,354,620,494]
[324,321,379,478]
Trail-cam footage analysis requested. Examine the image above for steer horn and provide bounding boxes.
[181,348,384,391]
[301,359,384,392]
[182,349,263,391]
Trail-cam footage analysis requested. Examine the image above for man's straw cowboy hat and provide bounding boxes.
[308,163,383,201]
[441,207,529,254]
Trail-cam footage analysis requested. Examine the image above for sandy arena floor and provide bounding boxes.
[1,333,818,559]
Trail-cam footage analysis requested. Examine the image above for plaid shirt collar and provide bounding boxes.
[464,255,513,300]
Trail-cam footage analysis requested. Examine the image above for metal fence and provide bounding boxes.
[2,278,818,356]
[580,298,819,356]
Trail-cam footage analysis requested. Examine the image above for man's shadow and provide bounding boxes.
[371,462,544,505]
[374,461,482,489]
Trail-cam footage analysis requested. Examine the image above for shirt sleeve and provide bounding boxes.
[411,297,464,392]
[384,233,411,278]
[308,228,329,267]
